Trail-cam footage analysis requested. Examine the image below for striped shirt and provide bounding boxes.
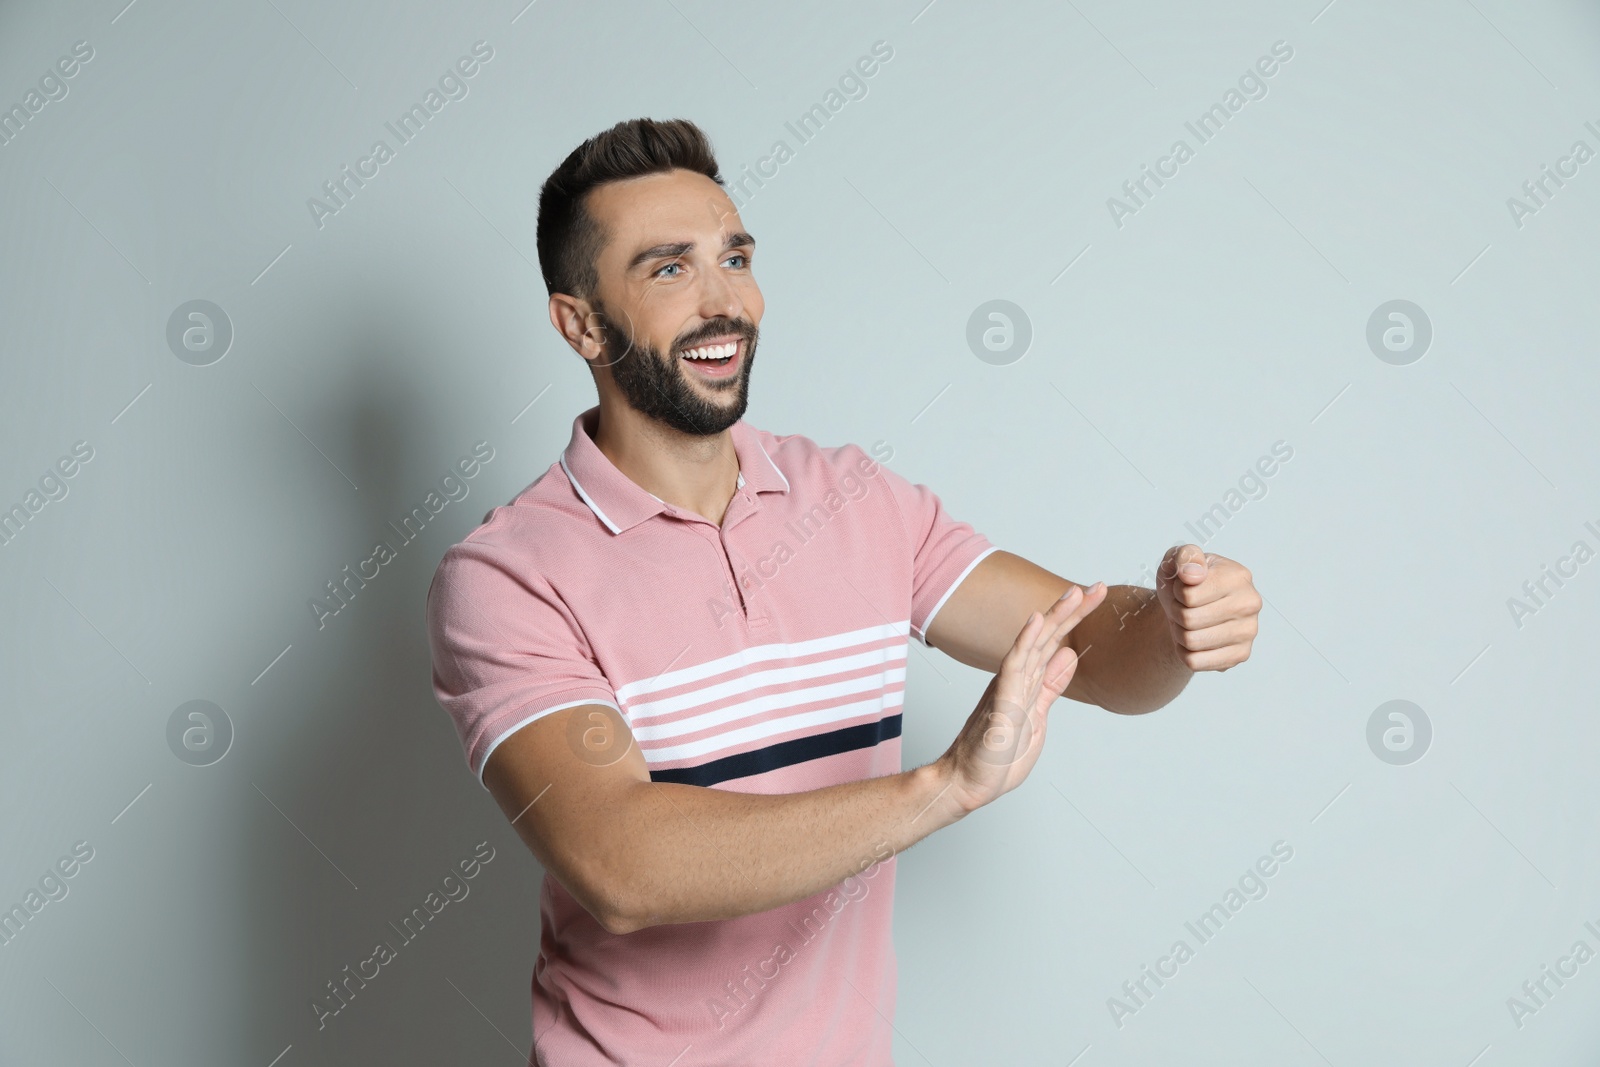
[426,405,995,1066]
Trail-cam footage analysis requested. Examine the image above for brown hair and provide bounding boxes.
[536,118,724,299]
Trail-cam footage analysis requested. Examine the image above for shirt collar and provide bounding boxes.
[559,405,789,535]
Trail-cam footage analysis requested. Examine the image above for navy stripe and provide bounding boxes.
[648,714,902,787]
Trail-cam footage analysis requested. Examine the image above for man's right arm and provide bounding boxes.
[484,711,953,934]
[482,582,1101,935]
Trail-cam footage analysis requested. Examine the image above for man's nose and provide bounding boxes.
[696,264,741,322]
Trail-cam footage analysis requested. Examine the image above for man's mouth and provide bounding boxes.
[679,337,742,378]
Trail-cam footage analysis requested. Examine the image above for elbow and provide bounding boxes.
[1071,689,1161,716]
[574,882,637,935]
[1108,691,1180,715]
[599,909,646,936]
[592,906,632,936]
[598,899,665,936]
[1094,690,1171,715]
[591,888,643,935]
[1103,667,1193,715]
[572,871,652,936]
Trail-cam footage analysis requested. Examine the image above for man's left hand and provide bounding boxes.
[1155,544,1261,672]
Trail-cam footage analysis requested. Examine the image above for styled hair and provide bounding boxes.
[536,118,724,299]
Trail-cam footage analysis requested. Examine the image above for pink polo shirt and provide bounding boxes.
[426,406,996,1066]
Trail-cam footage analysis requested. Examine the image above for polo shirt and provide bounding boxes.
[425,405,996,1066]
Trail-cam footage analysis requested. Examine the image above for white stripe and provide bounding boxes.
[476,697,622,782]
[632,667,907,743]
[615,620,909,701]
[629,644,907,720]
[755,437,790,491]
[643,690,904,763]
[915,545,999,645]
[559,454,622,535]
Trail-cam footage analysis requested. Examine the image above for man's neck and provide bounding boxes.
[590,400,741,527]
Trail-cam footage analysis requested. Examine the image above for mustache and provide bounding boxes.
[672,318,758,354]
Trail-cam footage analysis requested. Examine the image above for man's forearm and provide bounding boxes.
[600,761,957,933]
[1069,584,1192,714]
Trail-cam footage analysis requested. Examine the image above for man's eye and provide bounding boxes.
[656,262,683,277]
[723,254,748,269]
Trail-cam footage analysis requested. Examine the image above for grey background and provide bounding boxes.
[2,0,1597,1063]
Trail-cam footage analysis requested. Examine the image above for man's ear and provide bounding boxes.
[549,293,602,362]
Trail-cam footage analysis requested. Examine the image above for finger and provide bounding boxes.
[1169,556,1251,609]
[1044,581,1105,637]
[1043,583,1098,652]
[1043,583,1083,620]
[1005,610,1045,666]
[1173,641,1251,672]
[1164,590,1258,631]
[1017,617,1048,681]
[1038,585,1082,639]
[1032,588,1086,667]
[1031,590,1093,690]
[1022,588,1078,669]
[1015,618,1062,706]
[1169,617,1255,654]
[1168,571,1232,609]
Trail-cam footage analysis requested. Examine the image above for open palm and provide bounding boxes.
[940,583,1107,814]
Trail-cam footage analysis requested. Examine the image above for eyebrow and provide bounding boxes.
[627,231,755,271]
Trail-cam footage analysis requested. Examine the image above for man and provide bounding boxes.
[425,117,1261,1066]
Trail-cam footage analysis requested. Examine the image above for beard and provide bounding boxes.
[592,305,758,437]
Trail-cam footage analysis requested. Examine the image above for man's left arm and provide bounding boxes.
[925,544,1262,715]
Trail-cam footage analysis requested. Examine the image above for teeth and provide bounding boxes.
[683,342,736,360]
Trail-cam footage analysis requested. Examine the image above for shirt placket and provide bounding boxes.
[714,490,770,628]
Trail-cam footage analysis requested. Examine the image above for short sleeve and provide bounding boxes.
[426,539,620,783]
[875,462,998,646]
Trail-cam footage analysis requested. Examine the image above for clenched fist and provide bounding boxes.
[1155,544,1261,672]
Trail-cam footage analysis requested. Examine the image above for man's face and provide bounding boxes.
[581,169,763,436]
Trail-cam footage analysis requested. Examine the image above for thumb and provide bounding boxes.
[1162,543,1209,586]
[1042,644,1079,698]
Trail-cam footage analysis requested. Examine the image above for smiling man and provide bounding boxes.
[425,118,1262,1066]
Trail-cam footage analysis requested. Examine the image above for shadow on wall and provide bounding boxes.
[239,295,551,1066]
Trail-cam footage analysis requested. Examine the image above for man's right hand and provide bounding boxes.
[935,581,1107,816]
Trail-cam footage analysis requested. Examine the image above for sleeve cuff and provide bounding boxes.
[912,543,999,647]
[474,691,623,784]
